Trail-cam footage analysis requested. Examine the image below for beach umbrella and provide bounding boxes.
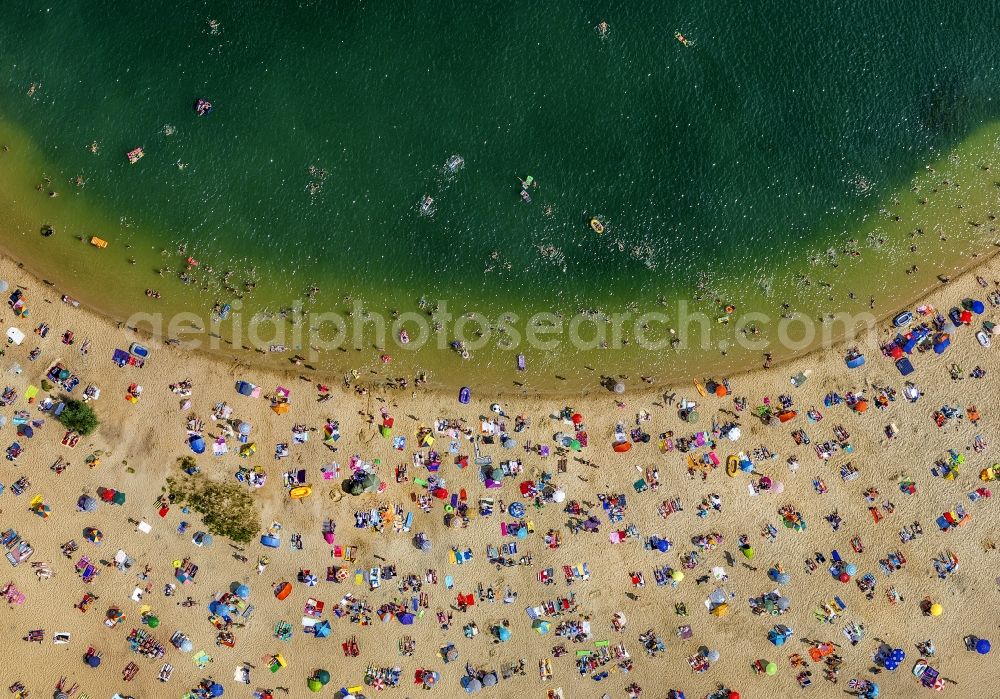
[727,427,741,441]
[776,597,791,611]
[314,620,332,638]
[671,570,684,582]
[189,435,206,454]
[463,678,482,694]
[86,654,101,667]
[315,669,331,685]
[77,495,98,512]
[844,563,857,576]
[501,436,516,449]
[308,678,323,692]
[17,425,32,438]
[446,648,460,662]
[728,692,740,699]
[180,638,194,652]
[481,673,498,687]
[495,625,511,641]
[971,300,985,314]
[193,531,214,547]
[145,615,160,629]
[112,491,126,505]
[59,369,70,380]
[238,421,252,436]
[765,662,777,676]
[302,573,318,587]
[234,583,251,599]
[209,682,225,697]
[976,638,991,654]
[0,281,7,292]
[706,649,721,662]
[776,572,791,585]
[532,619,550,634]
[613,382,625,394]
[83,527,102,543]
[551,489,566,503]
[929,603,943,617]
[398,612,415,625]
[612,441,632,453]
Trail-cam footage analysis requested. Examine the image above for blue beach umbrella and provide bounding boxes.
[189,435,206,454]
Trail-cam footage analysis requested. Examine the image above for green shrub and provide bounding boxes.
[167,469,260,544]
[58,398,99,435]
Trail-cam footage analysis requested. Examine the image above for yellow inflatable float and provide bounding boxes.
[289,485,312,500]
[726,455,739,477]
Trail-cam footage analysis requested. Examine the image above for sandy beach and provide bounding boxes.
[0,249,998,699]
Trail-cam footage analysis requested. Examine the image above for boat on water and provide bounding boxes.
[675,32,693,47]
[419,195,436,216]
[445,154,464,172]
[126,147,144,164]
[89,236,108,249]
[193,98,213,116]
[589,218,605,235]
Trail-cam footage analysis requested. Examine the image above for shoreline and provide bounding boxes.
[2,244,998,399]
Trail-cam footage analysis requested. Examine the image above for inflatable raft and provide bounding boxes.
[726,455,739,477]
[289,486,312,500]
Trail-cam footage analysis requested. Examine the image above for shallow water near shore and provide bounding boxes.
[2,2,1000,390]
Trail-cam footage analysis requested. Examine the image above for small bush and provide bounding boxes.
[167,469,260,544]
[58,398,99,435]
